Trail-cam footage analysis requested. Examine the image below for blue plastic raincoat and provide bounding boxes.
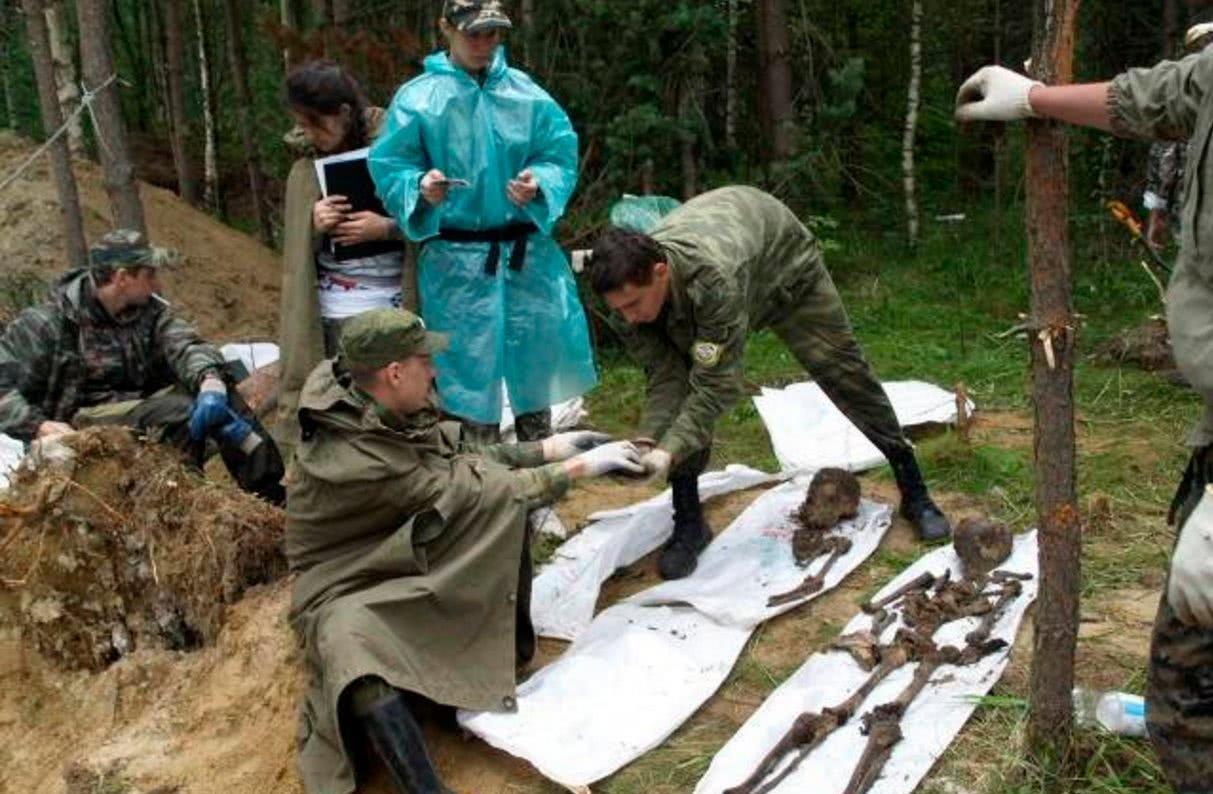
[369,47,597,424]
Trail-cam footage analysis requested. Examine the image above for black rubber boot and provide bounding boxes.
[658,474,711,580]
[354,682,452,794]
[886,448,952,541]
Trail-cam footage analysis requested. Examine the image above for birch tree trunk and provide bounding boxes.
[76,0,147,234]
[163,0,198,204]
[20,0,88,268]
[221,0,273,244]
[280,0,296,71]
[192,0,219,211]
[1024,0,1081,776]
[755,0,795,161]
[44,0,82,154]
[519,0,534,65]
[902,0,922,249]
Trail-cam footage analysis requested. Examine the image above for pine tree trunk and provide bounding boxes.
[221,0,272,244]
[280,0,295,71]
[725,0,738,151]
[163,0,198,205]
[76,0,147,234]
[0,0,16,129]
[20,0,88,268]
[1024,0,1081,778]
[192,0,219,211]
[44,0,82,154]
[902,0,922,249]
[755,0,795,161]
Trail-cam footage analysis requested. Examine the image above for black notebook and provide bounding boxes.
[314,147,405,262]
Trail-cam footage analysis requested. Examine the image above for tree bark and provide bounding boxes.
[44,0,82,154]
[725,0,738,150]
[1024,0,1081,778]
[20,0,88,269]
[191,0,219,212]
[519,0,535,65]
[163,0,198,205]
[221,0,273,244]
[76,0,147,234]
[280,0,296,71]
[0,0,16,129]
[331,0,351,27]
[755,0,795,161]
[902,0,922,249]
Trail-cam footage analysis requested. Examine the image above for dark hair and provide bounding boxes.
[285,60,370,152]
[588,227,664,294]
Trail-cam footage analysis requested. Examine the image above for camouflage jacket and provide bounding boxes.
[0,270,225,441]
[1111,48,1213,445]
[616,186,825,464]
[1145,139,1186,229]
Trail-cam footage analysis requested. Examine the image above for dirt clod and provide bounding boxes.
[0,427,285,671]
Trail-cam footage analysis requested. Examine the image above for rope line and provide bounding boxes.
[0,72,118,195]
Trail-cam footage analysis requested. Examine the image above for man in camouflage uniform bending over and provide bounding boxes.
[588,186,952,580]
[0,229,284,504]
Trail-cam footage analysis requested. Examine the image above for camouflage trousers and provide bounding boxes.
[74,385,286,506]
[674,266,912,479]
[1148,445,1213,793]
[458,408,552,445]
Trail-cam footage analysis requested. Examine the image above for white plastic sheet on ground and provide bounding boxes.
[531,464,779,641]
[0,433,23,490]
[500,383,586,441]
[219,342,280,373]
[754,380,975,473]
[460,478,893,788]
[694,531,1039,794]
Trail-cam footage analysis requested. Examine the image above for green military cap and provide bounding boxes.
[89,229,179,271]
[443,0,512,32]
[340,308,449,370]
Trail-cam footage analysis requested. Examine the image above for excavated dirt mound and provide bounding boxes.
[0,427,285,671]
[1093,317,1176,373]
[0,132,281,341]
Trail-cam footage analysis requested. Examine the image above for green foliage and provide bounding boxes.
[0,271,48,329]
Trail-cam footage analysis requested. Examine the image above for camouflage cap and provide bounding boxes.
[443,0,512,32]
[1187,22,1213,52]
[340,308,449,370]
[89,229,180,271]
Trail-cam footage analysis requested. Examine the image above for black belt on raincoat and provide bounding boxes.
[434,222,538,276]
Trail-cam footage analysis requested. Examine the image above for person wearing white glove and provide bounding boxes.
[563,440,645,479]
[956,44,1213,792]
[541,430,612,462]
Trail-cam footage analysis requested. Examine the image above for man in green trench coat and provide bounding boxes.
[285,308,643,794]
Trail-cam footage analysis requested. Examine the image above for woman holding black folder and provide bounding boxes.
[275,61,415,461]
[368,0,597,445]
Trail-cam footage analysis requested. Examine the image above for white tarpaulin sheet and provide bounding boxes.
[531,464,779,641]
[219,342,280,373]
[460,478,893,787]
[695,531,1039,794]
[753,380,974,473]
[0,433,23,490]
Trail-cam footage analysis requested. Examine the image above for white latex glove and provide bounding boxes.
[1168,484,1213,628]
[541,430,612,462]
[570,440,645,478]
[954,65,1042,122]
[640,448,672,482]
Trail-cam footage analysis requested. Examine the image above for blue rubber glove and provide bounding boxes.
[217,408,254,448]
[188,377,229,441]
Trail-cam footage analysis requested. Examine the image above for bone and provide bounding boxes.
[767,536,853,607]
[965,579,1023,646]
[954,517,1014,578]
[861,571,936,614]
[792,468,861,566]
[832,631,881,671]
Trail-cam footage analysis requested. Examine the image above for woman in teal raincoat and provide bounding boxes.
[369,0,596,442]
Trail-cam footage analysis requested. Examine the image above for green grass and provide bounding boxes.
[0,269,47,328]
[584,203,1194,792]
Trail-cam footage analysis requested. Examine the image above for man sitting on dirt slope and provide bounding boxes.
[587,185,953,582]
[285,307,644,794]
[0,229,285,504]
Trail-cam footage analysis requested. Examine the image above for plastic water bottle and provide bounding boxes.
[1072,687,1148,737]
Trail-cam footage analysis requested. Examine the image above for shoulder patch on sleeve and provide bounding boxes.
[692,340,723,368]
